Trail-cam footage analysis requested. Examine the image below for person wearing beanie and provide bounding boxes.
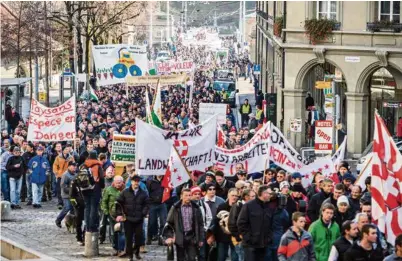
[286,183,310,225]
[334,195,354,228]
[199,171,216,192]
[280,181,290,195]
[82,149,105,233]
[341,173,355,196]
[337,161,350,182]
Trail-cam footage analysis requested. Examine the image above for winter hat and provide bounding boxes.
[280,181,290,191]
[339,161,350,170]
[292,183,305,193]
[337,195,350,207]
[343,173,355,183]
[191,186,202,195]
[89,150,98,159]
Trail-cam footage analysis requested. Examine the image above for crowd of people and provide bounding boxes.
[2,28,402,261]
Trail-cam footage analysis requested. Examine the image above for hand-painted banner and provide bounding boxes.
[199,103,228,125]
[298,157,337,188]
[135,116,217,175]
[111,134,136,163]
[214,124,270,176]
[127,74,187,86]
[92,44,148,86]
[27,96,76,142]
[156,60,194,74]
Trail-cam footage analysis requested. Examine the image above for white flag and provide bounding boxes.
[332,136,347,170]
[152,81,162,122]
[168,146,190,188]
[299,157,337,188]
[145,87,153,124]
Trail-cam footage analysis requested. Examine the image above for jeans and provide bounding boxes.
[147,204,167,238]
[83,187,101,232]
[32,183,44,205]
[51,172,57,197]
[264,247,279,261]
[244,247,266,261]
[108,216,118,250]
[26,174,32,202]
[218,242,238,261]
[56,198,74,223]
[56,177,63,205]
[1,170,10,201]
[235,244,245,261]
[10,177,23,205]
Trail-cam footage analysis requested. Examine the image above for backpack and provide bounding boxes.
[76,166,95,191]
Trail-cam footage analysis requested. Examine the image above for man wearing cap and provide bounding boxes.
[55,161,78,228]
[27,146,50,208]
[341,173,355,196]
[53,146,75,209]
[82,150,105,233]
[228,169,247,184]
[291,172,307,195]
[116,175,150,261]
[6,146,27,209]
[286,183,310,225]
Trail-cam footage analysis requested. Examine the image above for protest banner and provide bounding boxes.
[314,120,333,154]
[156,60,194,74]
[92,44,148,86]
[27,96,76,142]
[298,157,337,188]
[268,123,308,173]
[135,116,217,175]
[111,134,136,163]
[199,103,228,125]
[214,124,270,176]
[127,74,187,86]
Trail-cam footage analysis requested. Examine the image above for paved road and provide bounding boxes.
[1,198,167,261]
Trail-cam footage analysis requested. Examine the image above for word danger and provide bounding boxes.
[215,143,268,164]
[33,130,75,141]
[162,126,202,140]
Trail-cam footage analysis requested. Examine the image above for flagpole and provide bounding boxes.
[354,155,373,186]
[151,78,161,107]
[172,145,192,179]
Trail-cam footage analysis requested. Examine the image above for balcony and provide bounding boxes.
[367,21,402,33]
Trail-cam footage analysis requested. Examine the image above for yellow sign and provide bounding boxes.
[127,75,187,86]
[315,81,331,89]
[39,92,46,101]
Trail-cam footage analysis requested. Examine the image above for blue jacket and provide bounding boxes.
[28,155,50,185]
[269,205,290,249]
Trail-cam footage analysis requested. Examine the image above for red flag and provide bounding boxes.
[217,125,226,148]
[371,111,402,245]
[161,157,173,203]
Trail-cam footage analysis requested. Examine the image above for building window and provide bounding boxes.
[378,1,400,23]
[317,1,337,20]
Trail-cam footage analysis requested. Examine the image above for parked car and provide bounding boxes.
[156,51,170,62]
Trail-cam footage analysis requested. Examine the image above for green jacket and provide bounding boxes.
[308,218,340,261]
[101,186,121,217]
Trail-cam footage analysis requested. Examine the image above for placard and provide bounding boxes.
[289,118,302,132]
[111,134,136,163]
[199,103,228,125]
[156,60,194,74]
[127,74,187,86]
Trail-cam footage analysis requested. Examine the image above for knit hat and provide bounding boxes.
[343,173,355,182]
[89,150,98,159]
[292,183,305,193]
[280,181,290,191]
[191,186,202,195]
[339,161,350,170]
[205,171,215,178]
[337,195,350,207]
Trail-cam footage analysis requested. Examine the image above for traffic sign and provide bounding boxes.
[253,64,261,75]
[315,81,331,89]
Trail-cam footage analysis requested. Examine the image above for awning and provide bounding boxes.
[0,78,31,88]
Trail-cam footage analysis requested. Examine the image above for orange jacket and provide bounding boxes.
[83,159,103,183]
[53,154,74,178]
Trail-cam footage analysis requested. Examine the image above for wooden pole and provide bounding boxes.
[172,145,192,179]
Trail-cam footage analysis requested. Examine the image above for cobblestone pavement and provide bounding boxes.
[1,198,167,261]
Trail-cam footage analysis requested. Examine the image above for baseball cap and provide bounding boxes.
[291,172,302,179]
[237,170,247,176]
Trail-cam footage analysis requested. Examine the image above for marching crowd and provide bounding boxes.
[2,31,402,261]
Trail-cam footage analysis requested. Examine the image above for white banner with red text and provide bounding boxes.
[135,116,217,175]
[156,60,194,74]
[27,96,76,142]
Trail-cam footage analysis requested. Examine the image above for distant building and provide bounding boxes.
[255,1,402,155]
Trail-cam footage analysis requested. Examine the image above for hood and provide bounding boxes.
[84,159,101,168]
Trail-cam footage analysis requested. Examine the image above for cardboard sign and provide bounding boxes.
[315,120,333,154]
[111,134,136,163]
[27,96,76,141]
[199,103,228,125]
[127,74,187,86]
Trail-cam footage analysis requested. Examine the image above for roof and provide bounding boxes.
[1,78,31,88]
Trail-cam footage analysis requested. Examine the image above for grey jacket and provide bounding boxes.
[278,227,316,261]
[60,170,76,199]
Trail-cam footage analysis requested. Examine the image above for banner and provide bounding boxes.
[92,44,148,86]
[199,103,228,125]
[111,134,136,163]
[135,116,217,175]
[298,157,337,188]
[268,123,308,173]
[216,48,229,64]
[27,96,76,142]
[156,60,194,74]
[214,124,270,176]
[127,74,187,86]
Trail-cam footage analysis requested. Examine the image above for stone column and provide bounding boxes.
[283,88,306,149]
[346,92,369,155]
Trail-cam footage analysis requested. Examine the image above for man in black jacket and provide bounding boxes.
[323,183,345,210]
[307,178,333,222]
[344,224,384,261]
[22,142,35,205]
[237,185,274,261]
[164,188,205,261]
[116,175,150,261]
[329,220,359,261]
[215,170,235,200]
[146,175,166,245]
[6,146,27,209]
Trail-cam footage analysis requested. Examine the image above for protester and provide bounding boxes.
[344,224,384,261]
[307,178,333,222]
[328,220,359,261]
[53,146,75,209]
[21,142,35,204]
[215,170,235,200]
[146,175,167,245]
[6,146,26,209]
[1,143,13,202]
[277,212,315,261]
[334,195,354,228]
[384,234,402,261]
[27,146,50,208]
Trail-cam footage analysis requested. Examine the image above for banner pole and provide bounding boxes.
[172,145,192,179]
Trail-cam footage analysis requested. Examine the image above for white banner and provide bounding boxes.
[299,157,337,188]
[214,124,270,176]
[156,60,194,74]
[199,103,228,125]
[135,116,217,175]
[92,44,148,86]
[27,96,76,142]
[268,123,308,173]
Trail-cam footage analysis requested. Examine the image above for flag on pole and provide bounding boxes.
[217,125,227,148]
[332,135,347,170]
[161,145,191,203]
[89,87,99,102]
[298,157,337,188]
[145,87,153,124]
[371,111,402,245]
[354,154,373,192]
[152,80,162,122]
